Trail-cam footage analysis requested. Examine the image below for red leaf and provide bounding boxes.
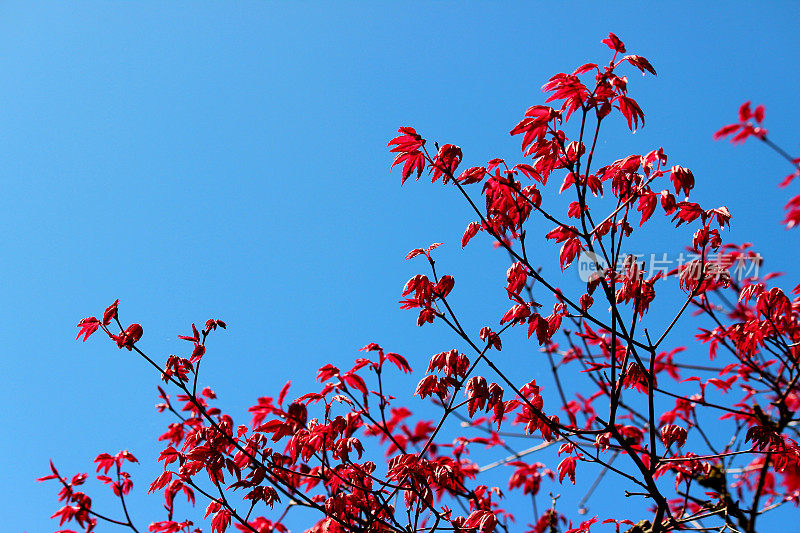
[385,352,412,373]
[462,221,481,247]
[277,381,291,406]
[601,32,626,53]
[76,317,100,342]
[557,455,582,484]
[212,509,231,533]
[615,95,645,132]
[559,238,583,270]
[102,299,120,326]
[623,55,656,76]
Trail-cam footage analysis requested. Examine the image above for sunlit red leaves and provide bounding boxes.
[149,470,173,493]
[465,376,488,417]
[521,134,565,183]
[479,326,502,351]
[50,504,80,527]
[507,461,553,496]
[389,126,425,152]
[746,425,785,451]
[556,454,582,484]
[400,260,457,327]
[527,314,550,345]
[163,355,192,383]
[428,349,469,378]
[559,238,583,270]
[342,372,368,400]
[545,225,579,244]
[37,460,61,483]
[454,165,485,185]
[714,101,768,144]
[615,95,645,132]
[75,300,129,343]
[405,242,442,261]
[514,163,545,184]
[465,510,499,533]
[384,352,412,374]
[510,105,560,155]
[671,201,704,227]
[464,377,504,420]
[669,165,695,197]
[563,518,598,533]
[579,294,594,312]
[94,453,117,475]
[150,521,196,533]
[672,202,732,230]
[415,374,447,401]
[114,323,143,350]
[76,317,100,342]
[434,275,455,298]
[164,477,196,510]
[739,101,763,122]
[658,190,676,215]
[400,273,438,326]
[692,226,722,252]
[211,508,232,533]
[543,74,589,120]
[431,144,463,184]
[462,221,482,247]
[601,32,626,53]
[103,299,120,325]
[158,446,180,468]
[564,201,582,219]
[621,362,652,394]
[178,323,201,343]
[739,282,765,306]
[637,190,658,226]
[714,123,743,141]
[572,62,599,76]
[55,31,800,533]
[622,55,656,76]
[402,273,432,301]
[660,425,688,449]
[707,206,732,229]
[756,286,792,322]
[244,486,281,508]
[677,259,731,294]
[784,194,800,229]
[205,318,227,332]
[254,419,294,442]
[501,302,532,325]
[505,262,528,295]
[481,173,535,233]
[389,127,426,184]
[94,450,138,475]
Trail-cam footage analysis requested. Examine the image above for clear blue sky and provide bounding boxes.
[2,2,798,532]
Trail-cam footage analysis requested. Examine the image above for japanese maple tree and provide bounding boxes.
[41,32,800,533]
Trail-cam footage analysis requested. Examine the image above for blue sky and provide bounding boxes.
[2,2,799,532]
